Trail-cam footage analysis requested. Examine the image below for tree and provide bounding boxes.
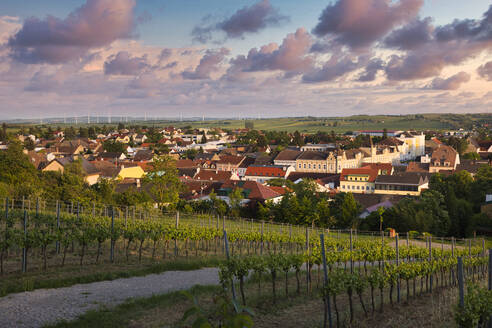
[338,193,360,228]
[0,141,40,197]
[293,131,304,147]
[143,155,182,209]
[462,152,480,160]
[103,140,126,153]
[201,131,208,144]
[245,121,254,130]
[229,187,243,218]
[23,138,35,151]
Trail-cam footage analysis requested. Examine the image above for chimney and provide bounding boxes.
[136,179,141,188]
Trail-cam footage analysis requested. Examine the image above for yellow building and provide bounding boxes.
[117,165,145,179]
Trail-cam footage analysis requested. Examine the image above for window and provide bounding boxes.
[308,164,311,169]
[357,186,360,190]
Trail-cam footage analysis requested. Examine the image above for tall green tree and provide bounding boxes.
[143,155,182,209]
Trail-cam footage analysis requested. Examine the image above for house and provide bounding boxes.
[25,150,47,169]
[218,180,284,204]
[134,149,154,162]
[194,170,238,182]
[354,130,403,137]
[99,152,127,162]
[301,144,336,152]
[455,160,491,176]
[397,132,426,159]
[115,135,130,144]
[91,160,119,179]
[477,141,492,153]
[429,144,460,173]
[117,164,146,180]
[359,200,395,219]
[132,134,148,144]
[244,165,294,183]
[42,157,100,185]
[339,166,379,194]
[406,162,430,173]
[273,149,301,168]
[295,151,329,173]
[216,155,245,174]
[237,157,256,178]
[181,180,223,201]
[374,172,429,196]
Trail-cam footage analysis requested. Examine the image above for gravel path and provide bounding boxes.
[0,267,220,328]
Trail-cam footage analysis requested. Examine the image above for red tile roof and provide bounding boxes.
[176,159,196,168]
[221,180,281,201]
[340,166,378,182]
[194,170,232,182]
[217,155,244,165]
[245,165,287,177]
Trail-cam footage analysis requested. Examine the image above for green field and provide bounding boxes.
[4,113,491,134]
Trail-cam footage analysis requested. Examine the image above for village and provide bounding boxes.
[9,123,492,223]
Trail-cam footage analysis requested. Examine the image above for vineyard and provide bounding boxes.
[1,197,491,326]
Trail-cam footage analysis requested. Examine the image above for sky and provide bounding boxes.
[0,0,491,119]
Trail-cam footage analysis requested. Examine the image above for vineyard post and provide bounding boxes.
[260,221,264,255]
[35,198,39,217]
[488,249,492,328]
[350,228,353,274]
[110,207,115,263]
[396,233,400,303]
[380,230,384,269]
[457,257,464,309]
[306,226,310,292]
[175,211,180,258]
[482,239,485,257]
[428,237,432,293]
[320,234,333,328]
[125,206,128,228]
[468,239,471,257]
[223,230,237,302]
[289,224,292,254]
[56,201,60,254]
[451,237,455,257]
[76,202,80,221]
[22,196,24,211]
[22,210,27,273]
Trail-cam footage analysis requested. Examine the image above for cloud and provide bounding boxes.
[357,58,384,81]
[104,51,149,75]
[477,61,492,81]
[302,53,363,83]
[312,0,423,49]
[227,28,313,77]
[426,71,470,90]
[182,48,230,80]
[384,17,433,50]
[192,0,288,43]
[435,6,492,42]
[384,5,492,81]
[8,0,136,64]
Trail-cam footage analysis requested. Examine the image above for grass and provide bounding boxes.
[8,113,491,134]
[43,264,483,328]
[44,284,222,328]
[0,256,224,297]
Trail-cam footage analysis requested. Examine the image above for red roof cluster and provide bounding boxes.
[245,166,286,177]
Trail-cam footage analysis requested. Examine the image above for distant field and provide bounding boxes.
[5,113,491,134]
